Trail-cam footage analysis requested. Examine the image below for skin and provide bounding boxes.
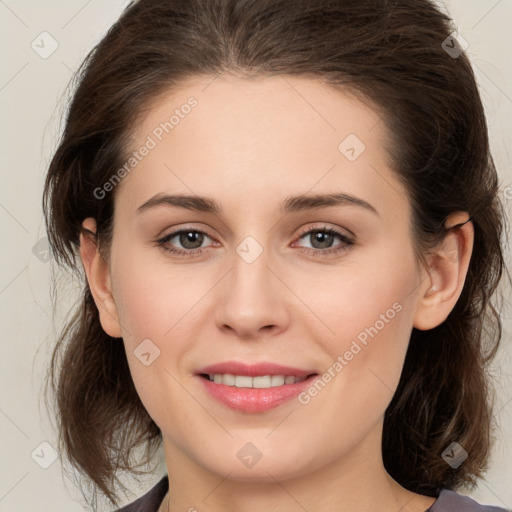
[80,74,473,512]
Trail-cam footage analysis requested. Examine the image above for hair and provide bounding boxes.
[43,0,509,507]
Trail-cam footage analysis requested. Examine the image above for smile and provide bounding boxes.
[202,374,309,388]
[195,361,319,413]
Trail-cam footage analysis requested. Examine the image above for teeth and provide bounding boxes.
[207,374,307,388]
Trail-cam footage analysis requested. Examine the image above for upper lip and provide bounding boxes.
[196,361,317,378]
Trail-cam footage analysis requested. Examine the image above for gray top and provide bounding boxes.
[116,475,510,512]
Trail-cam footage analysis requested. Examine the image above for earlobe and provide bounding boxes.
[413,212,474,331]
[79,218,122,338]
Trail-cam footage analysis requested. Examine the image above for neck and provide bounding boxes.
[159,420,436,512]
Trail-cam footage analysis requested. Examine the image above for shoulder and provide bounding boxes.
[114,475,169,512]
[431,489,511,512]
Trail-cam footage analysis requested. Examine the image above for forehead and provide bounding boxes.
[115,74,407,218]
[130,74,387,160]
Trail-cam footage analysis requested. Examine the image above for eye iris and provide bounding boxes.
[311,231,334,249]
[180,231,204,249]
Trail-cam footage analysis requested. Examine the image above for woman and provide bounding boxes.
[43,0,510,511]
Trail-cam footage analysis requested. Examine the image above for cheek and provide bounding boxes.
[111,255,210,344]
[108,246,225,427]
[295,250,419,408]
[111,267,204,438]
[296,251,417,351]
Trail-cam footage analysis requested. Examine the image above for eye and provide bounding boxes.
[156,227,217,257]
[156,224,355,258]
[293,225,355,256]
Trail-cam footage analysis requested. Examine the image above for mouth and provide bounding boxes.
[195,361,319,413]
[199,373,312,388]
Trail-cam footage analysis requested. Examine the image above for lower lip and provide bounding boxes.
[197,374,319,413]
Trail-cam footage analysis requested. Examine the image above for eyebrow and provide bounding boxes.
[137,192,379,216]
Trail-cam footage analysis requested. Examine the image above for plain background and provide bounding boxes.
[0,1,511,511]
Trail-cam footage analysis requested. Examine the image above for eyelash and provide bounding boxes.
[156,225,355,258]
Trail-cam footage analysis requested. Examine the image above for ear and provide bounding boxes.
[413,212,474,331]
[79,218,122,338]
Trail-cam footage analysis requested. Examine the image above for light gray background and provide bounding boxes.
[0,1,511,511]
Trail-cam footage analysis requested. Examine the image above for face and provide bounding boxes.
[102,75,430,482]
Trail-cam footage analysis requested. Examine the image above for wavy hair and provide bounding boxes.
[43,0,509,506]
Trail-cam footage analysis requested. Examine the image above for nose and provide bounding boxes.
[214,246,291,340]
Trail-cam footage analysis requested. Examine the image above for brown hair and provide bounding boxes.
[43,0,509,506]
